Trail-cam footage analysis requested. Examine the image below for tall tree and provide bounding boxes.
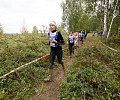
[61,0,103,32]
[117,0,120,36]
[106,0,119,41]
[61,0,84,32]
[61,0,118,37]
[0,24,3,35]
[32,25,38,34]
[21,19,29,34]
[102,0,109,43]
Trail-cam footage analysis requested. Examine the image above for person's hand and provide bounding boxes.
[51,39,57,43]
[67,41,68,44]
[45,42,49,45]
[74,41,76,45]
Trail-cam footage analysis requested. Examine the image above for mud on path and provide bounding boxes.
[32,44,82,100]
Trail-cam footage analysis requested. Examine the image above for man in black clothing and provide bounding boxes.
[67,31,75,58]
[44,21,65,82]
[84,30,87,39]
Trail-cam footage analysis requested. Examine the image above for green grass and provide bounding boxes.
[107,36,120,51]
[59,35,120,100]
[1,33,119,100]
[0,33,68,100]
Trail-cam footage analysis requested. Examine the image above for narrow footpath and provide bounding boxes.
[32,44,82,100]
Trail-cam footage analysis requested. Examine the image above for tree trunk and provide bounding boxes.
[118,26,120,36]
[119,14,120,36]
[118,11,120,36]
[106,0,119,41]
[102,0,108,43]
[100,0,103,32]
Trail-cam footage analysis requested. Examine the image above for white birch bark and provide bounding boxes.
[106,0,119,41]
[103,0,108,43]
[100,0,103,32]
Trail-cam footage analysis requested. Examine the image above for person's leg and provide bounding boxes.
[73,45,74,54]
[80,37,82,44]
[57,50,65,73]
[84,35,86,40]
[49,50,55,66]
[69,45,72,57]
[44,66,53,82]
[44,50,55,82]
[81,37,83,44]
[76,41,78,50]
[72,45,74,57]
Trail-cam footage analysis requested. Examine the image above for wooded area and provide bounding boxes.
[61,0,120,42]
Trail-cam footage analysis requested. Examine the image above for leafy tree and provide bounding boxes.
[39,25,48,37]
[0,24,3,35]
[61,0,84,32]
[61,0,101,32]
[61,0,119,42]
[102,0,108,43]
[57,23,66,34]
[21,19,29,34]
[106,0,119,41]
[42,25,47,34]
[21,25,29,34]
[32,25,38,34]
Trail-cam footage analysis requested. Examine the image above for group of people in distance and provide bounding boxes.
[67,30,87,58]
[44,21,87,82]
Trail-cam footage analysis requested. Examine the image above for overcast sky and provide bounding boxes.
[0,0,64,33]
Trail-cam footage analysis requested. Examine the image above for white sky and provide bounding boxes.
[0,0,64,33]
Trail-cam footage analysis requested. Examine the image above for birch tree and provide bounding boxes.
[102,0,108,43]
[106,0,119,41]
[100,0,103,32]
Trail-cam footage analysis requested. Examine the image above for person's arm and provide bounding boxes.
[74,36,76,40]
[83,34,85,37]
[56,31,65,45]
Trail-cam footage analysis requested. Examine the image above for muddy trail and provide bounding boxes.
[32,44,83,100]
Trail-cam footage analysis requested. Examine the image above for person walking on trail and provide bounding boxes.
[44,21,65,82]
[93,31,95,37]
[79,31,84,44]
[74,32,79,51]
[67,31,75,58]
[84,30,87,39]
[82,29,85,34]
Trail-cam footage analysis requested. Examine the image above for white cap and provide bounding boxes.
[49,21,57,27]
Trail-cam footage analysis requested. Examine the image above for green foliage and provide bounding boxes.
[0,34,48,99]
[0,24,3,35]
[61,0,103,32]
[61,0,119,39]
[21,25,29,34]
[107,35,120,50]
[59,35,120,100]
[0,33,68,99]
[57,23,66,35]
[39,25,48,37]
[32,25,38,34]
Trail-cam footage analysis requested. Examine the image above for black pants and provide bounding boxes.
[84,35,87,39]
[49,49,63,68]
[80,37,83,42]
[69,44,74,55]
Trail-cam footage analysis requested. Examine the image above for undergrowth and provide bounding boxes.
[59,35,120,100]
[0,33,68,100]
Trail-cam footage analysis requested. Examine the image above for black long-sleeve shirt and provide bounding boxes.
[48,30,64,51]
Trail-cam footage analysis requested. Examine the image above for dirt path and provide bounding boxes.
[32,45,82,100]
